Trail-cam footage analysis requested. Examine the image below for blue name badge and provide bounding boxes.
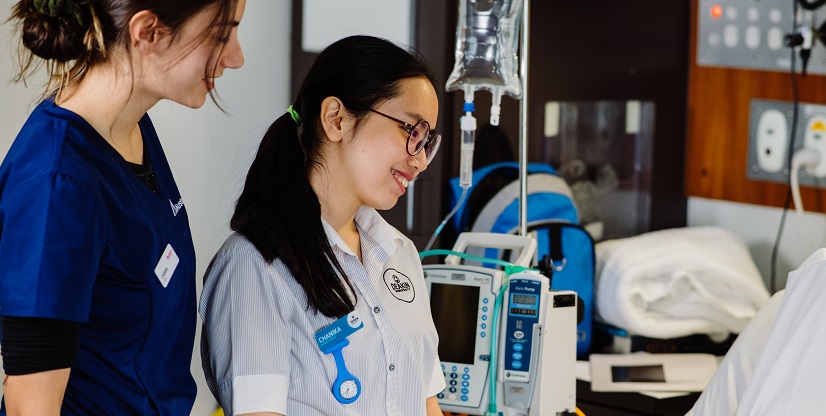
[315,311,364,353]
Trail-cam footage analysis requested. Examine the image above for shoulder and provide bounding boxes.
[203,233,296,294]
[205,233,270,282]
[4,101,102,185]
[200,233,302,319]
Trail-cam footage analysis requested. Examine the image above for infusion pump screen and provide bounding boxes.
[429,283,480,365]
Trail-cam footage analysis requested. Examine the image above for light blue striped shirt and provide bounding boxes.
[200,206,445,415]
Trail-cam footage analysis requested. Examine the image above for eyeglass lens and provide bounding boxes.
[408,121,440,162]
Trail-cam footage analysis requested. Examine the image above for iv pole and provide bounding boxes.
[518,0,530,237]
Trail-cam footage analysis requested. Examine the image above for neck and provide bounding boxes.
[311,168,363,259]
[313,176,358,233]
[57,61,158,163]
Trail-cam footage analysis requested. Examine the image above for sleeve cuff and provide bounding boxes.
[426,358,447,397]
[220,374,289,416]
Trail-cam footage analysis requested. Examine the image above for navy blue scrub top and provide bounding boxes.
[0,99,197,415]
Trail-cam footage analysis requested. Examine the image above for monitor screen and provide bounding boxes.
[429,282,480,365]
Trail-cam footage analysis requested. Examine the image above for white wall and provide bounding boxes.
[0,2,292,415]
[687,196,826,291]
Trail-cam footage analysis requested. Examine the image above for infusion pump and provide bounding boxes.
[424,233,577,416]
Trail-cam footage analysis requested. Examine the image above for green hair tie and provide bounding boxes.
[33,0,87,27]
[287,105,302,125]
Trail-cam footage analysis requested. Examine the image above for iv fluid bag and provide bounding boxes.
[446,0,523,98]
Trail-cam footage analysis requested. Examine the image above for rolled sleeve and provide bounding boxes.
[225,374,289,415]
[200,235,294,415]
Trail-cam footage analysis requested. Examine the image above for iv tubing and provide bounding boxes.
[424,90,476,252]
[423,187,468,252]
[487,278,509,416]
[418,249,537,275]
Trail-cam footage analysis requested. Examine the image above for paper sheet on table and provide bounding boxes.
[590,353,717,393]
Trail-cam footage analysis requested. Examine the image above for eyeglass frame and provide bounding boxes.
[366,108,441,163]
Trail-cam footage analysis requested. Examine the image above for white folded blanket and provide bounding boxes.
[595,226,770,340]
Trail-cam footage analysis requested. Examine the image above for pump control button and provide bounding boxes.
[513,343,524,352]
[513,352,523,360]
[513,330,524,339]
[512,361,523,369]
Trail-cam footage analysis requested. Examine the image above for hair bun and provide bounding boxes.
[22,12,85,62]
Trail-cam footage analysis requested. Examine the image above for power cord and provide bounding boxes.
[790,148,820,252]
[771,0,802,293]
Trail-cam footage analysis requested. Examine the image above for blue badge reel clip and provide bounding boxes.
[315,311,365,404]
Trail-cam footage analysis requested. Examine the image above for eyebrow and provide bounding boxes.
[403,111,426,123]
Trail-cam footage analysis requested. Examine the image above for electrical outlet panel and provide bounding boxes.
[754,108,788,173]
[748,99,826,186]
[697,0,826,75]
[803,117,826,176]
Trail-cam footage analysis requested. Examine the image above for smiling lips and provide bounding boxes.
[391,169,411,193]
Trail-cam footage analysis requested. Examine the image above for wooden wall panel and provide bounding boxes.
[687,0,826,211]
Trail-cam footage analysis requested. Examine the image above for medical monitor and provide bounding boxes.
[430,281,480,364]
[424,264,502,411]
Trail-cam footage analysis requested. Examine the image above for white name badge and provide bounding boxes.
[154,244,179,288]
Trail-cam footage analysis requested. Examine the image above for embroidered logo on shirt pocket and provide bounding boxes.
[383,268,415,303]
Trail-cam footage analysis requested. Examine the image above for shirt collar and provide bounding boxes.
[320,206,403,258]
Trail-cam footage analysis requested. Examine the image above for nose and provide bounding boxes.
[409,149,428,172]
[221,33,244,70]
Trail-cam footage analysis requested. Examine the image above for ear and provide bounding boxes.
[128,10,171,54]
[319,96,353,143]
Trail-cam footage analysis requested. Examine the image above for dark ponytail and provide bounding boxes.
[232,113,358,316]
[231,35,436,318]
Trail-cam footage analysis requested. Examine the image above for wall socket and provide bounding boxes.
[748,99,826,187]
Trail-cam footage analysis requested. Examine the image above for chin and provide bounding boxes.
[178,95,208,109]
[371,197,401,212]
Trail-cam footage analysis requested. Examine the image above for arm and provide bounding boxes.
[4,369,70,416]
[1,316,79,416]
[200,240,294,416]
[426,395,443,416]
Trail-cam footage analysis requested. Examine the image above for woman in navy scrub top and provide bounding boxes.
[0,0,245,414]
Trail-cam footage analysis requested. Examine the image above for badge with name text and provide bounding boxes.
[314,311,364,353]
[154,244,179,288]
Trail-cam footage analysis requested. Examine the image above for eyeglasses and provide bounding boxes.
[368,109,442,164]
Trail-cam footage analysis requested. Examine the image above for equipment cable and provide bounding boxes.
[771,0,802,293]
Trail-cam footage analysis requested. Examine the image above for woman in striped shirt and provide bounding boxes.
[200,35,445,415]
